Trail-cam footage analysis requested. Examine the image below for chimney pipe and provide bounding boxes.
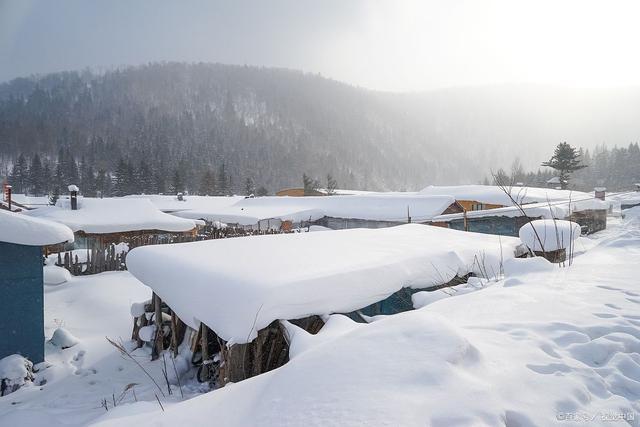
[594,187,606,201]
[68,184,79,210]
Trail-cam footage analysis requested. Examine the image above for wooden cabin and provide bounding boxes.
[0,211,74,363]
[24,196,198,274]
[276,187,325,197]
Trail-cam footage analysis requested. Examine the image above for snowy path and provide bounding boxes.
[92,214,640,426]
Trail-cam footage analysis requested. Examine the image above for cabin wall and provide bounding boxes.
[457,200,504,212]
[315,216,405,230]
[570,209,607,234]
[448,216,537,237]
[0,242,44,363]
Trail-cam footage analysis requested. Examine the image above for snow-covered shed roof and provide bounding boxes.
[24,198,197,234]
[6,194,51,209]
[126,224,522,343]
[432,198,609,223]
[419,185,590,207]
[0,210,74,246]
[124,194,244,213]
[173,194,457,225]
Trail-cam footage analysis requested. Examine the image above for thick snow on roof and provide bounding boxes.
[94,210,640,427]
[7,194,51,208]
[432,198,609,223]
[124,194,244,213]
[419,184,590,206]
[24,198,197,234]
[0,209,74,246]
[173,194,456,225]
[519,219,580,252]
[127,224,521,342]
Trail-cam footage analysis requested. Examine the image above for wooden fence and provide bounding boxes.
[52,224,286,275]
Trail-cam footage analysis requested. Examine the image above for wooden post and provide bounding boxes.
[151,292,164,360]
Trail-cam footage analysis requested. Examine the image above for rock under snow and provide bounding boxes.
[0,354,34,395]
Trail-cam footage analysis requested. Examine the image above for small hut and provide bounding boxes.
[124,224,523,385]
[431,198,609,237]
[0,210,74,363]
[24,196,198,273]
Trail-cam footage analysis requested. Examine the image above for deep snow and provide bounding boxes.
[94,211,640,427]
[126,224,522,342]
[2,210,639,427]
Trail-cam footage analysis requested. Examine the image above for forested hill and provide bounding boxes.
[1,63,640,197]
[0,63,452,195]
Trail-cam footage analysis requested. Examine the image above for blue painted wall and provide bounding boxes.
[448,216,530,237]
[0,242,44,363]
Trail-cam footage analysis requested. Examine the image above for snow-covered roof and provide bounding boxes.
[432,198,609,223]
[418,184,590,207]
[0,209,74,246]
[5,194,50,209]
[126,224,522,343]
[124,194,244,213]
[173,194,457,225]
[24,198,197,234]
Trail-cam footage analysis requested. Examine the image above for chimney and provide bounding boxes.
[3,183,11,210]
[594,187,606,201]
[68,185,79,210]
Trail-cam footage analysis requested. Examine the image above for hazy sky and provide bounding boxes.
[2,0,640,91]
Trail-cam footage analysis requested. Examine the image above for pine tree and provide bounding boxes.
[198,170,216,195]
[303,173,320,196]
[326,174,337,195]
[95,168,110,197]
[244,177,255,196]
[541,142,587,189]
[9,153,28,193]
[113,158,129,196]
[29,154,45,196]
[170,169,184,194]
[216,163,229,196]
[256,186,269,197]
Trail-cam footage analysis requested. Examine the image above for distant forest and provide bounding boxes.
[1,62,640,197]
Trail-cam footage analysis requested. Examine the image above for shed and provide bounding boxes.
[0,210,74,363]
[431,198,609,237]
[24,197,198,274]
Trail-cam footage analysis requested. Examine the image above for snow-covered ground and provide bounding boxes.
[2,212,640,426]
[0,272,204,426]
[94,213,640,426]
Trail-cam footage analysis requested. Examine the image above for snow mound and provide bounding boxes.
[503,256,555,277]
[127,224,521,343]
[519,219,580,252]
[0,354,34,395]
[0,209,74,246]
[44,265,72,285]
[49,328,79,349]
[138,325,156,342]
